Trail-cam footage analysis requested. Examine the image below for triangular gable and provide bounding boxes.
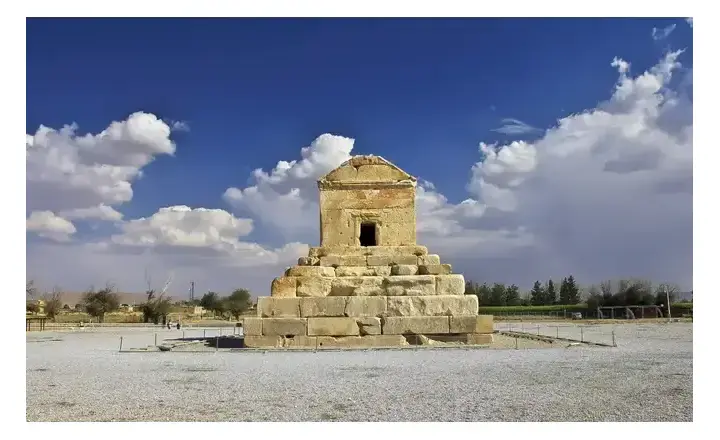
[319,155,417,184]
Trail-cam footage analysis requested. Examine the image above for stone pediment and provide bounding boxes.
[318,155,417,188]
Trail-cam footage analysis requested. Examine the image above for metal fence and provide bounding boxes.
[118,326,245,351]
[495,322,617,346]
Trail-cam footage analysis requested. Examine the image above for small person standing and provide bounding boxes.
[176,322,181,330]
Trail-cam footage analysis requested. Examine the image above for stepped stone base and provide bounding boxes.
[251,244,493,349]
[243,333,494,349]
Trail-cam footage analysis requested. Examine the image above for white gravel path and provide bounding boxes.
[26,323,692,422]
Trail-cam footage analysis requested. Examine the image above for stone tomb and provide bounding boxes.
[244,155,494,349]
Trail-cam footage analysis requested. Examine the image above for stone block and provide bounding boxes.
[319,255,367,267]
[336,266,391,277]
[418,264,452,275]
[313,246,366,257]
[262,318,308,336]
[244,335,283,348]
[297,256,319,266]
[257,297,301,317]
[449,314,493,334]
[382,316,450,334]
[330,277,385,296]
[308,247,324,258]
[300,297,348,317]
[271,277,297,297]
[366,246,428,257]
[466,333,494,345]
[242,317,263,336]
[283,336,318,348]
[391,264,418,276]
[344,296,387,317]
[308,317,360,336]
[418,254,441,265]
[316,335,409,348]
[356,317,382,335]
[367,255,419,266]
[384,275,436,296]
[296,277,333,297]
[436,274,466,295]
[286,266,336,277]
[386,295,478,317]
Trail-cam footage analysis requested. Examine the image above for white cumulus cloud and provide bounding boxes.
[25,48,692,294]
[26,111,176,214]
[107,205,306,268]
[60,204,124,222]
[223,133,355,240]
[459,50,692,287]
[26,211,76,242]
[111,206,253,249]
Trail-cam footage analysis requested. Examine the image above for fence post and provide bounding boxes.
[154,333,157,346]
[203,329,206,338]
[182,330,185,339]
[537,325,540,336]
[515,336,518,349]
[612,330,616,347]
[580,327,584,342]
[216,336,219,351]
[119,336,123,352]
[556,326,559,339]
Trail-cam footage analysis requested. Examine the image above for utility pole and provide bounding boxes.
[665,286,672,322]
[190,281,195,302]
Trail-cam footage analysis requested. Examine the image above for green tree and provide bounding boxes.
[26,301,39,314]
[600,280,614,306]
[559,277,570,304]
[586,293,603,312]
[505,284,521,306]
[225,288,252,320]
[529,281,545,306]
[43,288,63,320]
[544,280,557,305]
[200,292,227,317]
[475,283,493,306]
[489,283,506,306]
[565,275,580,304]
[141,288,171,324]
[81,285,120,323]
[654,282,680,306]
[200,292,220,312]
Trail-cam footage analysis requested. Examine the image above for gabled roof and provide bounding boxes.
[318,155,417,184]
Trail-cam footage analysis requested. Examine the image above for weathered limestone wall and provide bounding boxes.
[242,313,494,348]
[319,187,416,247]
[318,155,417,247]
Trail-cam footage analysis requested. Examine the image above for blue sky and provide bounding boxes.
[26,18,693,296]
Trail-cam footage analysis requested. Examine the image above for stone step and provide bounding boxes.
[308,245,429,258]
[243,334,410,349]
[257,295,480,318]
[270,274,466,297]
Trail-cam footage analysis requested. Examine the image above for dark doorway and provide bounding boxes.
[360,222,377,246]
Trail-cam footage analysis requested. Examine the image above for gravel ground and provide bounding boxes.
[26,322,692,422]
